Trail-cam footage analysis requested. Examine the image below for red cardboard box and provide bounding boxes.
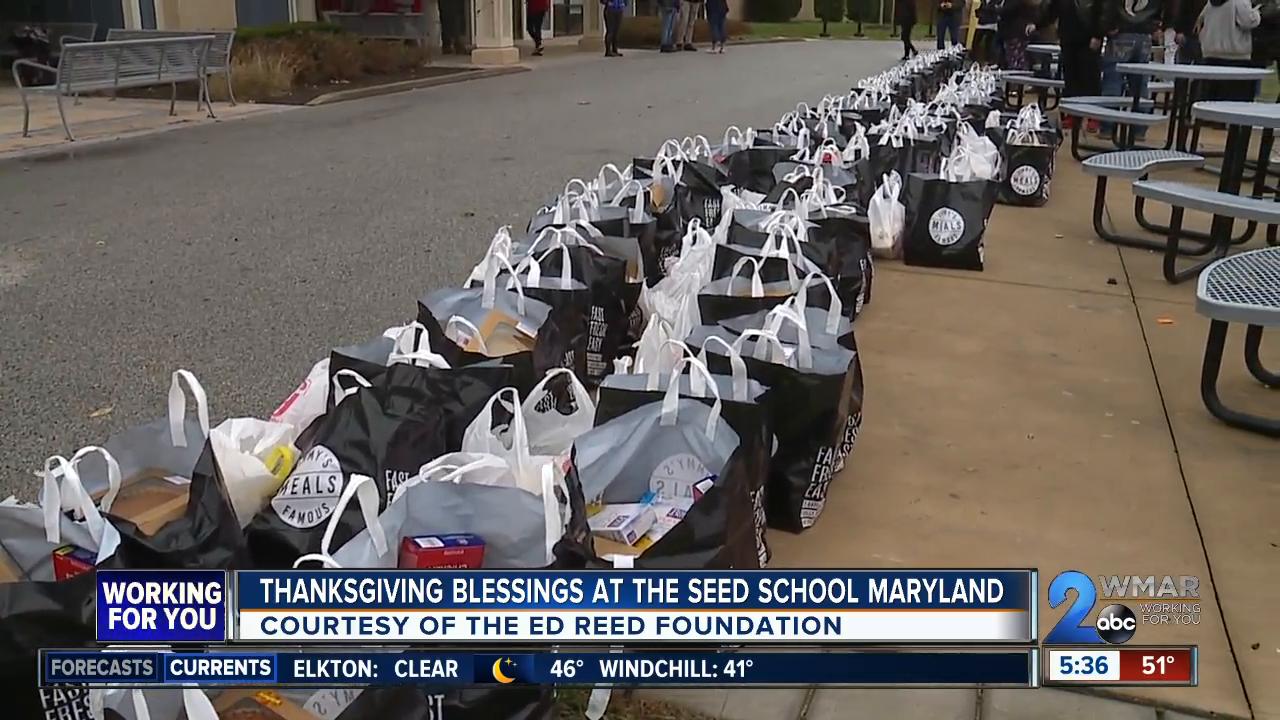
[398,534,485,569]
[52,544,95,581]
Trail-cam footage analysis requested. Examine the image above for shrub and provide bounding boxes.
[360,40,429,75]
[618,17,751,46]
[744,0,801,22]
[844,0,873,23]
[214,45,297,102]
[235,21,344,42]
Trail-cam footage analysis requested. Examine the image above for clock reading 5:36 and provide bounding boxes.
[1060,655,1110,675]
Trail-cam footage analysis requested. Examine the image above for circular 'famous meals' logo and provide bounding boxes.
[271,445,344,528]
[1010,165,1041,196]
[928,207,965,246]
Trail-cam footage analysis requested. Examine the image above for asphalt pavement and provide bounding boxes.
[0,40,899,496]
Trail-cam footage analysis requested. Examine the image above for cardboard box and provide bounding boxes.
[100,471,190,535]
[592,536,646,560]
[215,690,316,720]
[0,545,23,583]
[398,534,486,569]
[588,503,656,546]
[52,544,95,581]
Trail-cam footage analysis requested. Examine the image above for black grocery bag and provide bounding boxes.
[998,142,1055,207]
[245,361,510,568]
[688,313,863,533]
[902,174,997,272]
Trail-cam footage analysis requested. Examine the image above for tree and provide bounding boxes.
[816,0,845,35]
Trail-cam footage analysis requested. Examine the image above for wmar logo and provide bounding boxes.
[1046,570,1138,644]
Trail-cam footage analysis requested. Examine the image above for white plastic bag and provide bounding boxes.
[211,417,301,527]
[868,173,905,259]
[521,368,596,457]
[944,124,1002,182]
[268,357,329,434]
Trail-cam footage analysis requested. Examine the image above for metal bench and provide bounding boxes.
[1065,96,1157,110]
[1004,75,1066,111]
[1133,180,1280,283]
[1195,247,1280,436]
[1084,150,1212,251]
[13,35,215,141]
[1059,101,1168,160]
[106,29,237,105]
[0,21,96,60]
[323,12,428,47]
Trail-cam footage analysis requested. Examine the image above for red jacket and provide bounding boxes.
[528,0,550,13]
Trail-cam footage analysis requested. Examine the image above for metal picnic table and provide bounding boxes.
[1192,101,1280,248]
[1027,44,1060,79]
[1117,63,1270,153]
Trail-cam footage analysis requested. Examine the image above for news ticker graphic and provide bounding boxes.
[1043,647,1197,686]
[40,649,1039,688]
[95,569,1036,644]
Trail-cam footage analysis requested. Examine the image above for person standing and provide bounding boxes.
[707,0,729,52]
[897,0,920,58]
[677,0,704,50]
[937,0,966,48]
[1196,0,1262,99]
[974,0,1005,63]
[659,0,680,51]
[527,0,549,55]
[439,0,468,54]
[1100,0,1176,130]
[603,0,627,56]
[999,0,1039,68]
[1038,0,1104,128]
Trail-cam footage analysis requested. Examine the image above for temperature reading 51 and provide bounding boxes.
[724,659,754,678]
[551,659,585,678]
[1142,655,1176,676]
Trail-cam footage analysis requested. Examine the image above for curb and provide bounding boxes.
[305,66,530,106]
[0,104,299,165]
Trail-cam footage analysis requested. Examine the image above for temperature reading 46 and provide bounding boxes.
[551,659,585,679]
[1142,655,1176,676]
[724,659,754,678]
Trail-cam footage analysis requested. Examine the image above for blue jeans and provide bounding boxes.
[1101,33,1152,134]
[660,6,678,47]
[936,12,960,49]
[708,12,727,44]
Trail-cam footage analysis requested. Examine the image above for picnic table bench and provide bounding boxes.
[1196,247,1280,436]
[1059,101,1168,160]
[105,29,237,105]
[13,35,215,141]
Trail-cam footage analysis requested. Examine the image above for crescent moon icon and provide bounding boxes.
[492,658,516,684]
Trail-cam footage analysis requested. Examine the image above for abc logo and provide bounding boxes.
[1096,604,1137,644]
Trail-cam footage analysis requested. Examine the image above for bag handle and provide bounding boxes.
[293,473,388,568]
[167,369,210,448]
[466,226,514,286]
[695,335,750,402]
[41,454,108,545]
[727,256,765,298]
[331,368,373,406]
[470,387,533,477]
[481,254,528,314]
[69,445,122,514]
[643,338,695,392]
[721,125,746,149]
[762,303,814,368]
[793,271,844,336]
[596,162,631,194]
[731,327,792,366]
[661,355,723,438]
[388,322,451,369]
[514,242,574,291]
[563,178,591,201]
[444,315,491,355]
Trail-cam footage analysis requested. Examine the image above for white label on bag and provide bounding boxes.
[752,485,769,567]
[650,453,711,501]
[928,207,965,246]
[304,689,362,718]
[272,444,344,528]
[801,446,836,528]
[1009,165,1041,196]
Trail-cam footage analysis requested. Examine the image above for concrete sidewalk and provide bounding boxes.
[655,139,1277,720]
[0,87,292,158]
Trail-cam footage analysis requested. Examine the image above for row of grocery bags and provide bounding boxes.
[1,46,1064,720]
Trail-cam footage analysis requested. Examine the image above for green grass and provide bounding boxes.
[747,20,897,40]
[556,688,716,719]
[1261,71,1279,103]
